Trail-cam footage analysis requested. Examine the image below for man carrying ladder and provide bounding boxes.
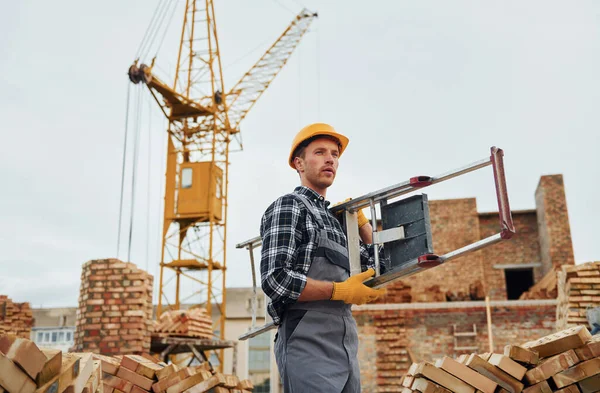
[259,123,387,393]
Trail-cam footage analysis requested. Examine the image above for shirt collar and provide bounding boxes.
[294,186,331,207]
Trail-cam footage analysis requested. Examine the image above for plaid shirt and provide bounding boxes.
[260,186,385,325]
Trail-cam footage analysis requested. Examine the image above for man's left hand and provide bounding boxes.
[333,198,369,228]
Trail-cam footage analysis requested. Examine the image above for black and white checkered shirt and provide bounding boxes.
[260,186,384,325]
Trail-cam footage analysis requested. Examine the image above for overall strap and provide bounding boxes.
[286,193,326,229]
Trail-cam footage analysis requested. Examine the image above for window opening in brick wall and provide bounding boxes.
[504,268,534,300]
[248,333,270,393]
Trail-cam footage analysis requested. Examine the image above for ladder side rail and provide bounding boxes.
[329,157,493,214]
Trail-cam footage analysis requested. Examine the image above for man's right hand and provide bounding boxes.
[330,268,386,305]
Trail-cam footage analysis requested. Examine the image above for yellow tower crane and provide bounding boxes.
[128,1,317,368]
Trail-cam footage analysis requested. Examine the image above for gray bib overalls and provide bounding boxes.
[274,193,361,393]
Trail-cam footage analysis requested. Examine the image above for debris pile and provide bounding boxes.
[401,325,600,393]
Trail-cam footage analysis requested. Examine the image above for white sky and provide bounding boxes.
[1,0,598,307]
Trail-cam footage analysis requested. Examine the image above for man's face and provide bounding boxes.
[295,138,340,193]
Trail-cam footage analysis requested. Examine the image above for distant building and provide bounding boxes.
[30,307,77,352]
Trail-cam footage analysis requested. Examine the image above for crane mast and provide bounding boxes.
[129,0,317,369]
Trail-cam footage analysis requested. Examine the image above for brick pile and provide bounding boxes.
[73,259,154,355]
[0,334,100,393]
[95,353,254,393]
[0,295,34,339]
[400,325,600,393]
[375,281,412,304]
[520,269,558,300]
[154,309,214,339]
[414,285,446,303]
[0,334,254,393]
[445,281,485,302]
[374,280,486,304]
[556,262,600,331]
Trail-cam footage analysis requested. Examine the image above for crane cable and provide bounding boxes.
[127,87,144,263]
[143,0,177,59]
[136,0,169,60]
[145,94,153,272]
[116,82,132,258]
[289,0,307,10]
[271,0,295,15]
[315,18,321,119]
[136,0,178,61]
[154,0,179,57]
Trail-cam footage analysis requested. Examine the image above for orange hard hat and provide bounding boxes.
[288,123,349,169]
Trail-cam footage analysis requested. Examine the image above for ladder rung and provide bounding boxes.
[454,346,479,351]
[454,332,477,337]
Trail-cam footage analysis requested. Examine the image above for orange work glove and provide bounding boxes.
[333,198,369,228]
[330,268,386,305]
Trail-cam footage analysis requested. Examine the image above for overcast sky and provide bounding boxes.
[1,0,598,308]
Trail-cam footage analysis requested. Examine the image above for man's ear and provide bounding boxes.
[294,157,304,172]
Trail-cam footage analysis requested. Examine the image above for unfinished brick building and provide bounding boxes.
[354,174,575,392]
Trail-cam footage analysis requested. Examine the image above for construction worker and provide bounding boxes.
[260,123,387,392]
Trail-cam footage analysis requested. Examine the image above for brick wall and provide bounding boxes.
[396,198,486,299]
[535,175,575,275]
[478,211,541,300]
[356,312,378,393]
[380,174,574,301]
[353,300,557,392]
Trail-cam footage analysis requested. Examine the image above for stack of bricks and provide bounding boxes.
[446,281,486,302]
[414,285,446,303]
[375,311,411,392]
[73,259,154,355]
[0,295,34,339]
[0,334,102,393]
[375,281,412,304]
[520,268,558,300]
[556,262,600,330]
[400,325,600,393]
[154,309,214,339]
[94,353,254,393]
